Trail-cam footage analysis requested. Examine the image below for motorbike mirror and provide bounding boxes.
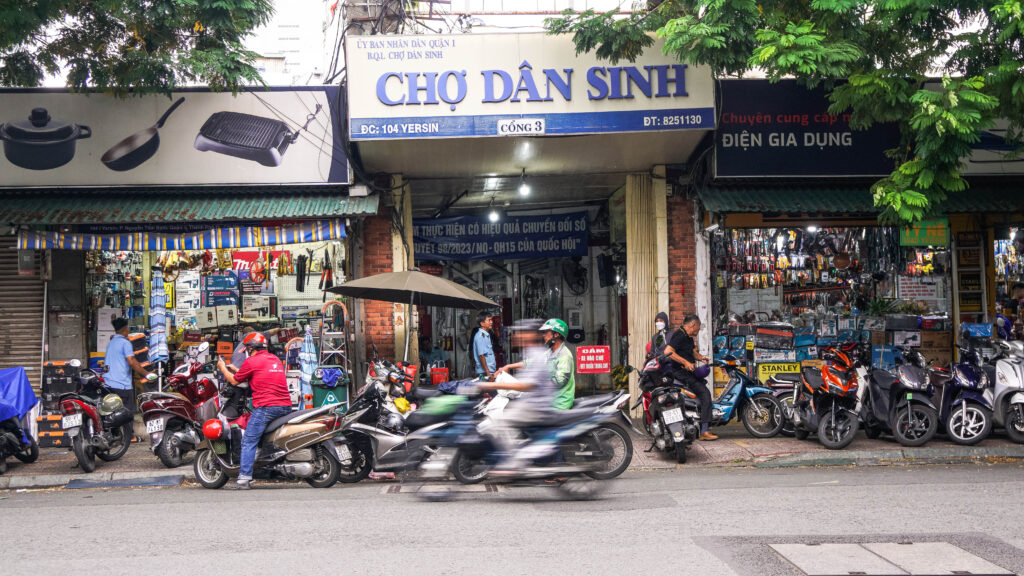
[197,341,210,353]
[68,359,82,368]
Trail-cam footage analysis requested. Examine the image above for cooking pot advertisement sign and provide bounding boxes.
[0,86,350,187]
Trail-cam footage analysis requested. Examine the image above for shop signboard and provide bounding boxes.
[413,211,588,261]
[0,87,350,188]
[899,218,949,246]
[345,33,715,140]
[715,79,901,177]
[576,345,611,374]
[756,362,800,383]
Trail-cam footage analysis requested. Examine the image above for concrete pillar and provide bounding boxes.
[390,175,417,363]
[626,173,658,417]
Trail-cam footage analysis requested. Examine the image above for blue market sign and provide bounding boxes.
[413,212,589,261]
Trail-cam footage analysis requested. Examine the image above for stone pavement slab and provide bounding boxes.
[863,543,1014,575]
[770,543,907,575]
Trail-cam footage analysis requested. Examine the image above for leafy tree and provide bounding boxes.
[547,1,1024,223]
[0,0,274,96]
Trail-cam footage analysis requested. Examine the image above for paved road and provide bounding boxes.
[3,463,1023,576]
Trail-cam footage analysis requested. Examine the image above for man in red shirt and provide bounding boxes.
[217,332,292,490]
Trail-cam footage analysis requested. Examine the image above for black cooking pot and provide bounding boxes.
[0,108,91,170]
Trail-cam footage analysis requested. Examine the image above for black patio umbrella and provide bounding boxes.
[326,269,496,361]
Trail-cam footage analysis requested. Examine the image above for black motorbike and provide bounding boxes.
[859,348,939,447]
[634,357,700,463]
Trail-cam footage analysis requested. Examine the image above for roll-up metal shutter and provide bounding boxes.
[0,237,45,391]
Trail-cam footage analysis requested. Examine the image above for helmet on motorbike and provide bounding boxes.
[202,419,224,441]
[692,363,712,380]
[242,331,268,350]
[78,369,100,390]
[539,318,568,339]
[98,394,125,416]
[381,412,404,432]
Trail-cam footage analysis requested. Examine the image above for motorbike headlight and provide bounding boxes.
[669,391,680,401]
[899,372,922,390]
[980,372,989,388]
[656,393,668,404]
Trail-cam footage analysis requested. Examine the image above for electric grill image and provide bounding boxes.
[193,111,298,167]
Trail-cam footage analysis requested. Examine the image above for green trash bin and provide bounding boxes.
[312,384,348,411]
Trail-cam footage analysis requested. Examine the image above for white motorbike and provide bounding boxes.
[992,341,1024,443]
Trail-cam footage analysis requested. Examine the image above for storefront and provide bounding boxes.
[344,32,716,398]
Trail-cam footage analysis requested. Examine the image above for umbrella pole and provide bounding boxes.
[404,293,412,363]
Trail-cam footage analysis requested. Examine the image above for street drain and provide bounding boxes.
[382,483,501,494]
[770,542,1013,576]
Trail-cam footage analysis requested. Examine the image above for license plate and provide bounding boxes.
[146,419,165,434]
[62,413,82,429]
[662,407,684,425]
[337,443,352,461]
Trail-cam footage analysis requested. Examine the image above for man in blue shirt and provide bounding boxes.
[473,312,496,380]
[104,318,152,414]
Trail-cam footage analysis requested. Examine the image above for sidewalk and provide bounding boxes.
[4,424,1024,490]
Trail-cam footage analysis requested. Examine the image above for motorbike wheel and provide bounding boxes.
[794,427,810,441]
[778,394,796,438]
[556,475,607,501]
[306,446,340,489]
[894,404,938,447]
[451,450,490,484]
[741,393,785,438]
[580,422,632,480]
[72,433,96,473]
[96,422,133,462]
[193,448,229,489]
[864,421,883,439]
[674,442,688,464]
[945,402,992,446]
[1005,405,1024,444]
[817,410,857,450]
[156,433,184,468]
[14,437,39,463]
[336,441,372,484]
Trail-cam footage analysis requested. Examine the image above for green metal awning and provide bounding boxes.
[698,183,1024,214]
[0,189,378,225]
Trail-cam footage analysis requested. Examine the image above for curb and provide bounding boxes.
[755,445,1024,469]
[1,468,195,490]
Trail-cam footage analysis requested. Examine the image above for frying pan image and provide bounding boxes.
[101,97,184,171]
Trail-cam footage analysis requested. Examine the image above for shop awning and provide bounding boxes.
[0,189,378,224]
[698,182,1024,214]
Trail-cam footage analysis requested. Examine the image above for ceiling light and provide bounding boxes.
[807,225,819,232]
[518,168,530,197]
[488,209,500,222]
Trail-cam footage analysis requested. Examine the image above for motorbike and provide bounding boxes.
[993,340,1024,443]
[58,360,136,472]
[791,345,863,449]
[929,338,994,446]
[859,347,939,447]
[139,342,222,467]
[192,396,345,489]
[405,389,635,500]
[708,358,785,438]
[634,357,700,463]
[0,367,40,475]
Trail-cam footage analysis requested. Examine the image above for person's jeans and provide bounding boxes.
[673,370,712,434]
[238,405,292,481]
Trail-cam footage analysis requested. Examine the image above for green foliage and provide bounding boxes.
[545,0,1024,224]
[0,0,273,96]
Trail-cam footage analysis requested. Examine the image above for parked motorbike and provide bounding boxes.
[791,345,863,449]
[192,398,345,489]
[993,340,1024,443]
[708,358,785,438]
[0,367,40,475]
[406,389,634,500]
[770,342,870,438]
[859,347,939,447]
[929,338,994,446]
[58,360,136,472]
[634,357,700,463]
[139,342,221,467]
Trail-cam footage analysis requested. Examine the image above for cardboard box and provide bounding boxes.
[216,341,235,355]
[202,271,239,291]
[893,330,922,347]
[870,331,887,346]
[753,349,797,363]
[215,305,238,326]
[202,290,240,308]
[861,316,885,331]
[756,362,800,384]
[801,359,825,369]
[838,317,858,331]
[242,295,277,319]
[95,307,122,332]
[920,330,951,349]
[919,346,953,367]
[195,307,219,329]
[96,330,117,349]
[872,346,903,370]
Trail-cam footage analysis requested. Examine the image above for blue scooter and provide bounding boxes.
[0,366,40,474]
[931,334,995,446]
[710,357,785,438]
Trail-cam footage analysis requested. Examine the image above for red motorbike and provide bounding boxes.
[139,342,222,468]
[58,360,135,473]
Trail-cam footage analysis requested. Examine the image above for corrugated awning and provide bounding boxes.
[698,182,1024,214]
[0,189,378,224]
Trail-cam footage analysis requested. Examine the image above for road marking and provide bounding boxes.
[808,480,840,485]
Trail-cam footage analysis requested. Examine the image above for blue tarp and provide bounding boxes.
[0,367,38,423]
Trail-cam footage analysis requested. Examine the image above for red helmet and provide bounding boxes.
[202,419,225,441]
[242,332,268,350]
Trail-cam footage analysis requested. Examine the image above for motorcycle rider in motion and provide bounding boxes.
[216,332,292,490]
[664,314,717,441]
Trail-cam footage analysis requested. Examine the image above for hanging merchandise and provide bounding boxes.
[295,253,308,292]
[318,247,334,298]
[250,248,267,284]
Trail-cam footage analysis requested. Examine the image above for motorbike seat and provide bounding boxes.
[263,407,322,435]
[802,368,825,391]
[534,407,599,428]
[573,394,614,409]
[410,387,441,400]
[769,373,801,385]
[404,410,449,431]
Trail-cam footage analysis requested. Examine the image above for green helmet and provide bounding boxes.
[540,318,568,339]
[99,393,125,416]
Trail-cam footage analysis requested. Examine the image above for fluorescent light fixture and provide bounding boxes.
[518,168,530,197]
[488,208,500,222]
[807,225,819,232]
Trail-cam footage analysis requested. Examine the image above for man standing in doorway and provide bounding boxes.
[473,312,496,381]
[104,317,153,416]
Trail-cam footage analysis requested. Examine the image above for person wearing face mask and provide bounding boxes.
[664,314,716,441]
[647,312,671,359]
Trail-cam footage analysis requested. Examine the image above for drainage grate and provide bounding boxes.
[771,542,1014,576]
[382,483,500,494]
